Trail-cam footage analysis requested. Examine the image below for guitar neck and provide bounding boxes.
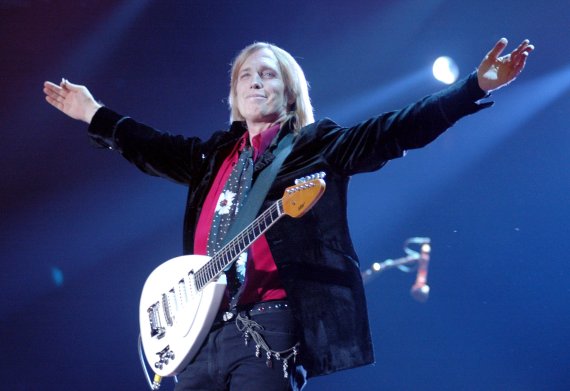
[194,199,284,291]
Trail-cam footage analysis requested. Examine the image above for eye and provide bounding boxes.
[261,71,276,78]
[239,72,250,80]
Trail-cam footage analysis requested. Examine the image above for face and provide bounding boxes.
[235,48,290,130]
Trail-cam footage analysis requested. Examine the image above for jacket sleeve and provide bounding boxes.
[87,106,214,184]
[315,71,492,175]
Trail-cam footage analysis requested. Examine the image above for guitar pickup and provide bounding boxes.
[162,293,174,327]
[147,302,165,339]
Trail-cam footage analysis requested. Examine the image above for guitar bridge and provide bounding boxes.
[147,302,165,339]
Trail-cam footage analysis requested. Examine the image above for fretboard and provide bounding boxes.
[194,199,284,291]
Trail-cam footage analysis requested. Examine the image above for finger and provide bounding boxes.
[522,44,535,55]
[485,37,508,61]
[44,89,65,105]
[514,39,529,51]
[519,40,534,53]
[511,51,529,74]
[510,42,534,66]
[517,41,535,57]
[43,84,68,103]
[44,81,63,95]
[502,49,528,81]
[511,39,531,58]
[44,89,62,100]
[45,95,64,111]
[61,79,83,91]
[44,81,60,89]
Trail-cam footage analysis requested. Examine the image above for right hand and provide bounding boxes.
[43,79,102,123]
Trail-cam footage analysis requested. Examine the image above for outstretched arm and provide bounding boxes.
[43,79,102,123]
[477,38,534,92]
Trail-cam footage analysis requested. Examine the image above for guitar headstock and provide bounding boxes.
[282,172,326,218]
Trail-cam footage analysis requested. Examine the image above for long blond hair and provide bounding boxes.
[228,42,314,132]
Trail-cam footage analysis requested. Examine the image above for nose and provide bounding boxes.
[250,74,262,89]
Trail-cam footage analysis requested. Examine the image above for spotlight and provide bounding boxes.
[432,56,459,85]
[51,266,64,287]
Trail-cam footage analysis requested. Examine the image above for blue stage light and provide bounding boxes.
[51,267,64,287]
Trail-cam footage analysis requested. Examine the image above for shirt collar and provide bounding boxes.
[238,123,281,161]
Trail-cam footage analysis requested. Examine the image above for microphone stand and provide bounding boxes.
[361,237,431,302]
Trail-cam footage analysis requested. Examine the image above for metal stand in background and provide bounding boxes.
[361,237,432,302]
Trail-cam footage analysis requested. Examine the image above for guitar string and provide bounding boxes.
[204,201,280,288]
[197,202,279,290]
[206,201,281,288]
[198,191,284,289]
[195,200,283,291]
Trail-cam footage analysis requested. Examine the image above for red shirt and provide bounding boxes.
[194,124,287,306]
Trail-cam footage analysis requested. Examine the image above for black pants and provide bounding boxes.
[174,307,307,391]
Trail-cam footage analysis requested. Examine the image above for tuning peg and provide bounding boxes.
[294,172,326,185]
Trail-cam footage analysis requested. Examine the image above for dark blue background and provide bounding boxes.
[1,1,568,390]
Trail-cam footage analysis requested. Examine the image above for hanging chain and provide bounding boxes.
[235,313,300,378]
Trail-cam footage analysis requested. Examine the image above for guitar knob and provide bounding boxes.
[154,362,164,370]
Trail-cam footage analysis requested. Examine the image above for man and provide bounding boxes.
[43,38,533,391]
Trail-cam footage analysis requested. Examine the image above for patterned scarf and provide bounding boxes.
[206,145,254,304]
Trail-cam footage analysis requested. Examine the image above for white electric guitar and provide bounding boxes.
[139,173,326,377]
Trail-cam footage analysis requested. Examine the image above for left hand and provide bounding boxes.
[477,38,534,92]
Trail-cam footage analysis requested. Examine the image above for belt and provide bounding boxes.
[215,300,290,324]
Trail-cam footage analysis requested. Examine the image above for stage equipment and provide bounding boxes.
[361,237,431,302]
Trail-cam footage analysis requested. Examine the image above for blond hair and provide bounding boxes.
[228,42,314,132]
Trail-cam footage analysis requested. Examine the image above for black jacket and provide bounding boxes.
[88,73,490,377]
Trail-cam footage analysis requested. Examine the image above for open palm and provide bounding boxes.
[43,79,102,123]
[477,38,534,92]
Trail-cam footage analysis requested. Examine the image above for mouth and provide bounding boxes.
[246,94,267,99]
